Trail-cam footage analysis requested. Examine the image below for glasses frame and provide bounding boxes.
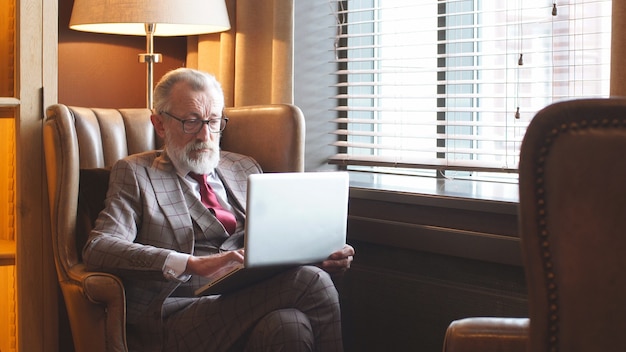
[160,110,229,134]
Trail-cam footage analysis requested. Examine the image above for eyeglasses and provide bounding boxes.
[160,110,228,134]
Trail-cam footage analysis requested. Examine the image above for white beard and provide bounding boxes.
[166,131,220,174]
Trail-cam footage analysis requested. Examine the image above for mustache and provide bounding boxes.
[187,141,214,153]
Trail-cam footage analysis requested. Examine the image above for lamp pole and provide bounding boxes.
[138,23,162,110]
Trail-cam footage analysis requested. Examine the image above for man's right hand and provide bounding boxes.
[185,249,245,278]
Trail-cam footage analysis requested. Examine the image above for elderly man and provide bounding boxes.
[83,67,355,351]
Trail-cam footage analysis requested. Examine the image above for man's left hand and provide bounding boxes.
[320,244,355,275]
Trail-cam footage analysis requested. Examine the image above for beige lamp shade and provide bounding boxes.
[69,0,231,36]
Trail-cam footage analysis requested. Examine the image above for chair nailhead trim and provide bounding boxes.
[532,110,626,351]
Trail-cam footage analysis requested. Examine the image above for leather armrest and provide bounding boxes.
[68,263,126,308]
[442,317,529,352]
[81,271,126,305]
[66,263,127,351]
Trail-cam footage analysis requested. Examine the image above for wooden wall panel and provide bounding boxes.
[339,192,528,351]
[0,0,15,97]
[0,266,16,352]
[0,1,17,343]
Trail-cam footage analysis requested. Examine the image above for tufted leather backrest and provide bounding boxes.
[221,104,305,173]
[518,98,626,352]
[43,103,305,352]
[70,107,162,168]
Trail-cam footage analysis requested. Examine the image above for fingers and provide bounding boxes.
[226,249,245,263]
[322,254,353,272]
[333,254,353,268]
[328,244,355,260]
[344,255,354,269]
[321,244,355,274]
[328,245,354,267]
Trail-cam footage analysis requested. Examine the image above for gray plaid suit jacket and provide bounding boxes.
[82,149,262,350]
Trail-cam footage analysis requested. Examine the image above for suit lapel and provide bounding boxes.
[146,156,196,253]
[216,159,248,215]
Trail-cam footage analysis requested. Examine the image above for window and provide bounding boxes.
[329,0,611,181]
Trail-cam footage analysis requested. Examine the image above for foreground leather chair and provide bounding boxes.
[43,104,305,352]
[443,98,626,352]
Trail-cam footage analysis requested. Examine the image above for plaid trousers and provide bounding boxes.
[161,265,343,352]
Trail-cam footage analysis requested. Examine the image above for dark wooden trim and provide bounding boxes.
[341,187,527,351]
[347,186,522,266]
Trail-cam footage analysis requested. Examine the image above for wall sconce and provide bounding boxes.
[69,0,230,109]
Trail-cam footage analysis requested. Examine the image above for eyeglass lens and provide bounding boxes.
[183,119,226,133]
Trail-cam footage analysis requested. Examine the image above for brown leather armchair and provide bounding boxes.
[43,104,305,352]
[442,98,626,352]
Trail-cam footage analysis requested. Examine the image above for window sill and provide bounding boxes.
[348,171,519,214]
[345,171,522,266]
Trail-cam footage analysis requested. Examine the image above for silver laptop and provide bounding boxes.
[194,171,349,296]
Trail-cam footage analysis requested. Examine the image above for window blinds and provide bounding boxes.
[329,0,612,174]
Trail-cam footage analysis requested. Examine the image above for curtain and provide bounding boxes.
[187,0,294,107]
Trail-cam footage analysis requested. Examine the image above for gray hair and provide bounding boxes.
[153,68,224,113]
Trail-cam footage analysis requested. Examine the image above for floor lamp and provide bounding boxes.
[69,0,231,109]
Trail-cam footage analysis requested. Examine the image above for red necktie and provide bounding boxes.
[189,173,237,235]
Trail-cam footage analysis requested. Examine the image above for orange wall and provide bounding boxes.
[58,0,188,108]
